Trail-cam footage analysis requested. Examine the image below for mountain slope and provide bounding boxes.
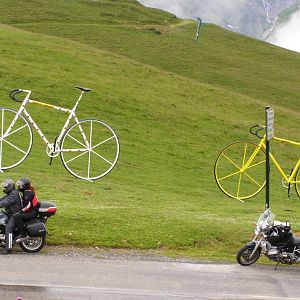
[0,0,299,260]
[17,24,300,112]
[138,0,300,39]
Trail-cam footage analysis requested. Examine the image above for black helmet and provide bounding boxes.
[1,179,15,194]
[17,177,31,192]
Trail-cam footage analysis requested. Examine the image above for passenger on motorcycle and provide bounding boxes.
[14,177,39,238]
[0,179,22,254]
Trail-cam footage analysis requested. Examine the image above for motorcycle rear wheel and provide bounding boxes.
[236,244,261,266]
[19,236,46,253]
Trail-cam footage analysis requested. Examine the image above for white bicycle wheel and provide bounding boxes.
[60,118,120,181]
[0,107,33,170]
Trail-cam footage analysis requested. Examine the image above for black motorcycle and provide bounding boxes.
[237,209,300,266]
[0,201,56,253]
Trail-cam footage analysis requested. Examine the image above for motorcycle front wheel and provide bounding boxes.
[236,244,261,266]
[19,236,46,253]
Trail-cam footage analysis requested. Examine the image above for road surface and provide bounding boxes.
[0,247,300,299]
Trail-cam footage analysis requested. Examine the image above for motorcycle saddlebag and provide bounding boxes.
[25,219,46,237]
[38,201,57,217]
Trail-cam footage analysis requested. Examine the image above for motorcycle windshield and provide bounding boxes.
[257,209,275,228]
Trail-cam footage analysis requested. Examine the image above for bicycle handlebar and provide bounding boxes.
[250,124,265,139]
[9,89,31,102]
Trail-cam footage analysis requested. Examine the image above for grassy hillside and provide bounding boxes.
[0,0,299,261]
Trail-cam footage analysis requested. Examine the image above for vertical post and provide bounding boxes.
[195,17,202,42]
[265,127,270,209]
[265,106,274,209]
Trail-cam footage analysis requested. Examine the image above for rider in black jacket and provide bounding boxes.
[0,179,22,254]
[14,177,39,237]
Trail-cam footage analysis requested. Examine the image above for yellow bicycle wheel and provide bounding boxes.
[296,168,300,198]
[214,141,266,200]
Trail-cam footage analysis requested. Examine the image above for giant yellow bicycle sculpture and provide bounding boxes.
[214,125,300,200]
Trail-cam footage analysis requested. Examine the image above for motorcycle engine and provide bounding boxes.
[267,247,279,259]
[267,247,300,264]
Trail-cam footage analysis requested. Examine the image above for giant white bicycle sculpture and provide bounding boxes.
[0,87,120,181]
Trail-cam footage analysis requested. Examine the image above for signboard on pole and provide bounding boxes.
[266,108,274,141]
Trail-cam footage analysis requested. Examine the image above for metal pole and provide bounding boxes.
[195,17,202,42]
[265,106,270,209]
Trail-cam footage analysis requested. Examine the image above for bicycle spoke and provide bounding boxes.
[64,150,88,165]
[237,172,242,199]
[221,153,241,170]
[66,133,86,148]
[244,159,265,170]
[3,138,27,154]
[218,170,241,181]
[91,149,113,166]
[5,124,28,138]
[88,152,91,179]
[89,120,93,146]
[236,144,249,198]
[87,121,93,179]
[92,135,115,150]
[242,143,248,166]
[243,170,264,188]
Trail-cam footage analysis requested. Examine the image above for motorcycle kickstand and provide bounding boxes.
[274,262,280,271]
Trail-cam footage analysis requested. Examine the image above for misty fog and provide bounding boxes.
[267,11,300,53]
[137,0,244,24]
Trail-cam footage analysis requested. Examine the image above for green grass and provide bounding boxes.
[0,0,299,262]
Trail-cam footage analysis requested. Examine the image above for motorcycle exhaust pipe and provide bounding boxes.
[15,236,28,243]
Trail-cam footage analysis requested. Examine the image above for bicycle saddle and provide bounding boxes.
[75,86,92,92]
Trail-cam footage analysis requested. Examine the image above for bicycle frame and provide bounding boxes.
[246,135,300,185]
[4,89,89,155]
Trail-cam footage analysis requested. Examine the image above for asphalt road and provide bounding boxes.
[1,247,300,300]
